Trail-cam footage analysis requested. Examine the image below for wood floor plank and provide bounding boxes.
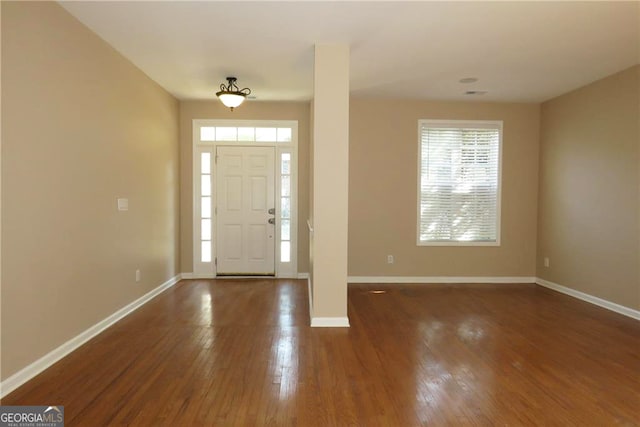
[2,279,639,426]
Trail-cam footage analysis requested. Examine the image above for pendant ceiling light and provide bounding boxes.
[216,77,251,111]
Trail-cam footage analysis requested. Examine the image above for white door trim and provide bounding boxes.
[192,119,298,278]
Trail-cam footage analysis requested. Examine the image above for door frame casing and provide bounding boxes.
[192,119,298,278]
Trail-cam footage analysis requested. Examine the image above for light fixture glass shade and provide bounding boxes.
[215,77,251,111]
[217,92,246,108]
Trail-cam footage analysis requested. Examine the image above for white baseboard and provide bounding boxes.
[306,275,350,327]
[311,317,350,327]
[180,272,215,279]
[348,276,536,284]
[181,273,310,280]
[0,274,182,399]
[307,275,313,321]
[535,277,640,321]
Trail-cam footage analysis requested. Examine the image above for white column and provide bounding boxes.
[310,44,350,327]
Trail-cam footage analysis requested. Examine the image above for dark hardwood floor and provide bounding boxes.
[3,279,640,426]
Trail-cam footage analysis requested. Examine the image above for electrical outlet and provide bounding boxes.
[387,255,394,264]
[135,269,141,282]
[544,257,550,268]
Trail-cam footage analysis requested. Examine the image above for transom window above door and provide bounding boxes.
[200,126,292,142]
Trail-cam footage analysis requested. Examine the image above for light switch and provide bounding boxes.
[117,198,129,211]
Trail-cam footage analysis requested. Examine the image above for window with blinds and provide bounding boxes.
[418,120,502,246]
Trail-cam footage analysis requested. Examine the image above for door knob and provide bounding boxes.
[268,208,275,215]
[268,218,275,224]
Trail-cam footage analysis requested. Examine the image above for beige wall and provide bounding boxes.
[1,2,180,380]
[179,101,310,274]
[537,66,640,310]
[349,99,540,277]
[310,45,350,319]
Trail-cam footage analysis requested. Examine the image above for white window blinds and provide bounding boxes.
[418,120,502,245]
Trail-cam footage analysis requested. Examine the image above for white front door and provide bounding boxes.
[216,146,276,275]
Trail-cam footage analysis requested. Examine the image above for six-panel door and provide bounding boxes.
[215,146,275,275]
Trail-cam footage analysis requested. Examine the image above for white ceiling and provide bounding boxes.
[60,1,639,103]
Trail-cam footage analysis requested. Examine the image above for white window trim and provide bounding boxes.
[416,119,503,247]
[192,119,298,278]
